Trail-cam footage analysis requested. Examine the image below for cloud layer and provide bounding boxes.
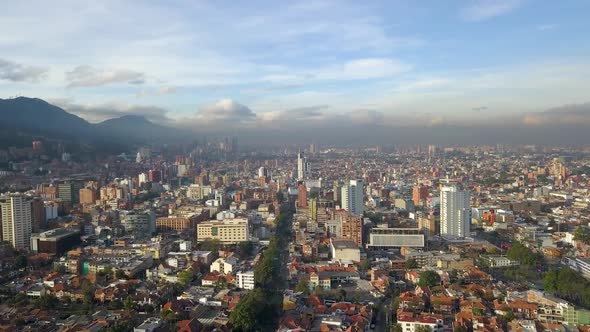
[66,65,145,87]
[0,58,47,82]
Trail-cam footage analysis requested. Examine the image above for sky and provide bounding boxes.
[1,0,590,143]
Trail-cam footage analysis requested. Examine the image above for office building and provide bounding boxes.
[412,184,428,206]
[297,182,308,210]
[120,210,156,238]
[0,194,32,250]
[418,215,438,237]
[368,227,425,248]
[30,228,81,255]
[440,184,471,238]
[58,182,84,204]
[330,239,361,263]
[197,218,250,244]
[297,151,308,180]
[341,179,364,215]
[337,212,363,246]
[237,270,255,290]
[79,188,97,205]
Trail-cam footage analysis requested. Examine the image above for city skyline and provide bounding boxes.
[1,1,590,141]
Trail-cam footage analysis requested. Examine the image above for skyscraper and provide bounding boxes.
[440,184,470,238]
[297,182,308,210]
[297,151,307,180]
[0,195,33,250]
[341,179,364,215]
[412,184,428,206]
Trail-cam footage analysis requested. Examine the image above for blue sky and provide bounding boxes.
[0,0,589,129]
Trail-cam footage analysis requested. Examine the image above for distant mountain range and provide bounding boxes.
[0,97,191,151]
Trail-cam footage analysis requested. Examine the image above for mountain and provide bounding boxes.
[0,97,94,138]
[96,114,191,142]
[0,97,189,150]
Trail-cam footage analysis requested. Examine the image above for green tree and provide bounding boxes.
[295,280,310,294]
[123,296,134,310]
[454,326,469,332]
[200,239,222,252]
[115,269,127,279]
[392,323,403,332]
[405,258,418,269]
[15,255,27,269]
[415,326,432,332]
[417,271,441,288]
[574,227,590,244]
[178,268,194,286]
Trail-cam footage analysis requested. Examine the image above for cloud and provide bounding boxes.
[472,106,488,112]
[537,24,557,31]
[318,58,411,80]
[0,58,47,82]
[136,86,177,97]
[66,65,145,87]
[461,0,525,21]
[193,99,257,124]
[50,98,172,123]
[521,102,590,126]
[259,105,330,122]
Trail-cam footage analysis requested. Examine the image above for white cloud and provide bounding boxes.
[461,0,525,21]
[0,58,47,82]
[193,99,257,124]
[50,98,172,123]
[318,58,411,80]
[66,65,145,87]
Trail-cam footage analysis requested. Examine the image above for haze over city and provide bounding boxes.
[1,0,590,144]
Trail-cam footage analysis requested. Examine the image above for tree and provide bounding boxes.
[178,269,194,286]
[237,241,255,257]
[417,271,441,288]
[454,326,469,332]
[415,326,432,332]
[338,288,347,301]
[53,264,66,273]
[124,296,134,310]
[405,258,418,269]
[275,191,284,203]
[359,259,371,271]
[15,255,27,269]
[574,226,590,244]
[295,280,310,294]
[115,269,127,280]
[392,323,403,332]
[200,239,222,253]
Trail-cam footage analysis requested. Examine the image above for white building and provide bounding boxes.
[0,194,32,250]
[297,152,309,180]
[138,173,148,186]
[210,256,239,274]
[120,210,155,239]
[368,228,425,248]
[197,218,250,244]
[341,179,364,215]
[237,270,255,290]
[440,184,470,238]
[330,239,361,263]
[398,315,444,332]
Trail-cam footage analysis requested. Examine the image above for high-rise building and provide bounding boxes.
[58,182,83,204]
[1,194,33,250]
[79,188,97,205]
[440,184,470,238]
[297,152,307,180]
[341,179,364,215]
[338,212,363,246]
[418,215,438,237]
[297,182,308,209]
[412,184,429,206]
[309,143,317,154]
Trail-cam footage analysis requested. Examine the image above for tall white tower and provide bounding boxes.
[341,179,364,215]
[440,184,470,238]
[297,152,307,180]
[1,194,32,250]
